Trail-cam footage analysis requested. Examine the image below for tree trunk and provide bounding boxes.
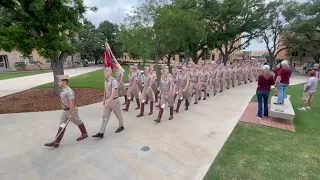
[222,54,228,66]
[51,53,68,96]
[191,51,198,64]
[166,55,172,68]
[269,57,275,70]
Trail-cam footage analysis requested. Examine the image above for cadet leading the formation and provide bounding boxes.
[92,67,124,139]
[44,75,88,148]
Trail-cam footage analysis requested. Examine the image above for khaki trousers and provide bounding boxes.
[127,86,140,99]
[210,78,218,93]
[201,81,208,98]
[118,82,126,97]
[160,92,174,107]
[225,77,231,89]
[60,107,83,126]
[231,74,236,87]
[219,78,224,91]
[243,73,248,83]
[100,99,124,133]
[141,87,155,103]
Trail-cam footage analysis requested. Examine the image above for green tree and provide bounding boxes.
[155,1,207,64]
[283,0,320,63]
[202,0,266,65]
[258,0,287,69]
[97,20,122,58]
[75,19,104,64]
[0,0,96,95]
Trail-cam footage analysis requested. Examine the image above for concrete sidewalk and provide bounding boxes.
[0,66,103,97]
[0,76,307,180]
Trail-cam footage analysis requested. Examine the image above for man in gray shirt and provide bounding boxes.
[299,71,318,111]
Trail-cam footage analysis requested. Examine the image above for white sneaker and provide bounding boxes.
[298,107,307,111]
[256,116,262,120]
[306,106,311,110]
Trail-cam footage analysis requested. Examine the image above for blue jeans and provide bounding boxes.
[256,91,270,118]
[277,83,289,104]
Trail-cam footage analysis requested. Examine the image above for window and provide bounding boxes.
[27,55,36,65]
[45,58,51,64]
[19,56,26,63]
[211,54,215,61]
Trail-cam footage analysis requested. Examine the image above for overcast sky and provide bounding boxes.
[83,0,267,51]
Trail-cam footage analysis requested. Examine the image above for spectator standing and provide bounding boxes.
[274,60,292,105]
[256,65,275,119]
[298,71,318,111]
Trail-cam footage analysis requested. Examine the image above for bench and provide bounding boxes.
[270,95,295,124]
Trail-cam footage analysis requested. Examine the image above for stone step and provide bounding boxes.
[270,95,295,121]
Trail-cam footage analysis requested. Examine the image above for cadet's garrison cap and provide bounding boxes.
[104,67,112,73]
[57,75,69,80]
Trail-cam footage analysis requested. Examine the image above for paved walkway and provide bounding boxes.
[0,75,307,180]
[0,66,103,97]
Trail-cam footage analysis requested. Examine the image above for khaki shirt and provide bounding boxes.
[178,72,189,88]
[218,69,224,78]
[129,72,136,86]
[190,70,199,82]
[201,70,209,82]
[60,86,75,108]
[105,77,118,99]
[160,76,173,92]
[172,68,178,79]
[144,73,153,88]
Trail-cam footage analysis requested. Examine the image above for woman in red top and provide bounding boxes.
[274,60,292,105]
[256,65,275,119]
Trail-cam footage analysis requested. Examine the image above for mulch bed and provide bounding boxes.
[0,88,104,114]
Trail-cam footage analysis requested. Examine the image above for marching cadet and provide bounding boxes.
[175,66,190,112]
[137,66,155,117]
[150,65,159,104]
[210,63,218,96]
[225,65,231,89]
[116,69,127,105]
[45,75,88,148]
[154,68,175,123]
[242,63,248,84]
[196,65,203,101]
[123,65,141,111]
[218,64,225,93]
[231,64,236,87]
[172,63,179,102]
[92,67,124,138]
[200,65,210,100]
[135,63,143,92]
[236,64,242,86]
[254,63,260,81]
[189,63,200,104]
[248,63,254,83]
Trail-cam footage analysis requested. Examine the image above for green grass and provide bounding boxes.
[37,66,129,89]
[205,83,320,180]
[0,70,50,80]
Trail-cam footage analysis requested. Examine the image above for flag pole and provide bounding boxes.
[105,38,124,72]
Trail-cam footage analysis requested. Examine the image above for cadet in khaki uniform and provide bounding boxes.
[237,64,243,85]
[218,65,225,92]
[225,65,231,89]
[137,66,155,117]
[242,64,248,84]
[210,63,219,96]
[150,65,159,103]
[200,65,210,100]
[189,63,200,104]
[116,69,127,105]
[172,64,179,102]
[231,65,236,87]
[254,63,260,81]
[248,63,254,83]
[92,67,124,138]
[175,66,190,112]
[154,68,175,123]
[123,65,141,111]
[45,75,88,148]
[135,64,143,92]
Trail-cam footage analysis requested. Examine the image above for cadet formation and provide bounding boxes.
[45,59,264,148]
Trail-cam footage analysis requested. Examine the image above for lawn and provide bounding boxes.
[37,66,130,89]
[205,83,320,180]
[0,70,50,80]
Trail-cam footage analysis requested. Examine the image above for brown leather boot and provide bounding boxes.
[44,127,65,148]
[137,103,145,117]
[122,95,128,105]
[135,98,140,110]
[185,99,189,110]
[168,107,174,120]
[154,108,164,123]
[148,101,153,115]
[155,92,159,103]
[76,123,88,141]
[175,99,182,113]
[174,93,177,102]
[122,99,130,111]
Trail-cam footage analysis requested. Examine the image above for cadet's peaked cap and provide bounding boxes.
[57,75,69,80]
